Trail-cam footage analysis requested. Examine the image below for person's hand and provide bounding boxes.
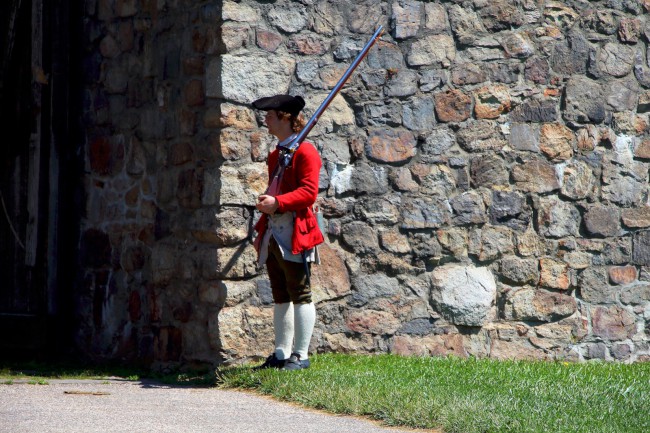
[256,195,279,215]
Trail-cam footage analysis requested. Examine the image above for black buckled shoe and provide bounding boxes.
[254,353,285,370]
[282,353,311,371]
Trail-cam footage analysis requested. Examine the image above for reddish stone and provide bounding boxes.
[349,136,365,158]
[618,18,641,43]
[169,142,193,166]
[429,334,468,358]
[319,65,349,88]
[288,33,327,55]
[183,57,205,76]
[577,126,599,151]
[219,129,250,160]
[435,89,472,122]
[544,88,560,97]
[592,306,636,341]
[452,63,487,86]
[409,157,438,176]
[391,335,431,356]
[177,169,203,209]
[490,337,547,360]
[220,23,249,52]
[203,27,221,55]
[391,167,418,192]
[634,139,650,159]
[525,57,549,84]
[380,231,411,254]
[250,131,269,162]
[539,123,574,162]
[609,265,637,285]
[539,258,570,290]
[129,291,142,322]
[366,128,416,163]
[154,326,182,362]
[512,158,559,193]
[474,85,511,119]
[346,310,399,334]
[311,243,351,302]
[218,104,257,130]
[317,197,348,218]
[532,290,577,319]
[192,29,207,53]
[256,29,283,52]
[89,137,124,176]
[622,207,650,228]
[184,80,204,107]
[634,116,648,134]
[147,285,161,322]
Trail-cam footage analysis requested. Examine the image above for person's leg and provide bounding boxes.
[293,301,315,360]
[283,260,315,369]
[255,239,293,369]
[273,302,294,360]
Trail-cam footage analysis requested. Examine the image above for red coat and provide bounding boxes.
[254,141,324,255]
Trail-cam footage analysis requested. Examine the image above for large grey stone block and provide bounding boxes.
[430,264,496,327]
[207,55,295,103]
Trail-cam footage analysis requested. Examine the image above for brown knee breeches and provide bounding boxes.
[266,237,312,304]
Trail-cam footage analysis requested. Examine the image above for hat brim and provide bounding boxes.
[252,95,305,116]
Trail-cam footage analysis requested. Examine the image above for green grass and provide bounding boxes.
[3,355,649,432]
[218,353,650,433]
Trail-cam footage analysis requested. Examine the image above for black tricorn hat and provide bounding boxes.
[252,94,305,116]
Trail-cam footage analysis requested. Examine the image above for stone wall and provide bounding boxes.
[78,0,650,368]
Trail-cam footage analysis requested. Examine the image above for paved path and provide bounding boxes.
[0,379,433,433]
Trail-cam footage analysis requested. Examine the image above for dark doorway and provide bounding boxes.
[0,0,82,359]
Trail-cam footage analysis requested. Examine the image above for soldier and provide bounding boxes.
[251,94,324,370]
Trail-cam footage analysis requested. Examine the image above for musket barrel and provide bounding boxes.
[292,25,384,145]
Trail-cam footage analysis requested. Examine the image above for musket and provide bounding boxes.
[267,25,384,181]
[288,25,384,149]
[250,26,384,267]
[286,26,384,282]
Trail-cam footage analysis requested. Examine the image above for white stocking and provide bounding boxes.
[273,302,294,360]
[293,302,316,360]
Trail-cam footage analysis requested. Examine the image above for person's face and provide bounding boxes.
[264,110,288,138]
[264,110,280,135]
